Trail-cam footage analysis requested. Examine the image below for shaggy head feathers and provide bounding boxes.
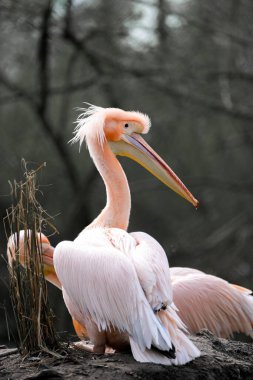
[72,104,151,147]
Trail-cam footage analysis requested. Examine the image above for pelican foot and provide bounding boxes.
[73,341,107,354]
[73,341,94,352]
[105,347,116,354]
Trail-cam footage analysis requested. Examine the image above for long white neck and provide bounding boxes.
[85,138,131,230]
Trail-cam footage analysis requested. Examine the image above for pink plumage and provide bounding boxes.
[171,267,253,338]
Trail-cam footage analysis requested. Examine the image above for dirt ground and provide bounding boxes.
[0,331,253,380]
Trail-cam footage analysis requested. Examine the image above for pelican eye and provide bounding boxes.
[124,123,129,128]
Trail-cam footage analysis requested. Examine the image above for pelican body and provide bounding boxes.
[50,105,200,365]
[8,232,253,343]
[7,105,253,365]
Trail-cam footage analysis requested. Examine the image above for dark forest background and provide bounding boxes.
[0,0,253,343]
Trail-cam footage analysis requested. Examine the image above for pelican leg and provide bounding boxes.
[105,347,116,354]
[74,341,94,352]
[74,341,106,354]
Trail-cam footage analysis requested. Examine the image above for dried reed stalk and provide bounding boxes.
[4,161,60,355]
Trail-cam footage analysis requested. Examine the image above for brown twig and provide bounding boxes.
[4,161,60,356]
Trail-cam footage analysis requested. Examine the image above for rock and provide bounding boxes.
[0,332,252,380]
[0,348,18,358]
[24,369,63,379]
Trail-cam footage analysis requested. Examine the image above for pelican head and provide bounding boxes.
[7,230,60,288]
[73,104,199,208]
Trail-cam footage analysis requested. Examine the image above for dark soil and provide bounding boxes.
[1,331,253,380]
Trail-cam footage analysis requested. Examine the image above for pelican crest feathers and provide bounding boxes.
[72,103,151,148]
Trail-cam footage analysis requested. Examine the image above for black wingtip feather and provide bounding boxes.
[151,343,176,359]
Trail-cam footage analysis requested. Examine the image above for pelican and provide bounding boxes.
[7,105,253,364]
[9,233,253,343]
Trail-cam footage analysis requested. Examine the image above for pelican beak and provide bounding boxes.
[40,242,61,289]
[7,231,61,289]
[109,133,199,208]
[41,242,54,267]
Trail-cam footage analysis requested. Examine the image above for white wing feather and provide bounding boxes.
[127,232,200,364]
[98,228,172,310]
[53,229,200,364]
[129,231,173,310]
[54,238,173,357]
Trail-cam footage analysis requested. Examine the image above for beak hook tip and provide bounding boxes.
[194,200,200,210]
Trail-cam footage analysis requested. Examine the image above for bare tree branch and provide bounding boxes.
[57,50,80,133]
[62,0,121,108]
[0,72,38,109]
[147,79,253,124]
[130,0,253,48]
[0,78,97,106]
[37,0,52,115]
[207,70,253,84]
[65,49,253,125]
[64,165,99,236]
[0,70,80,192]
[157,0,169,51]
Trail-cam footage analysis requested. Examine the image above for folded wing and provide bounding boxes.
[53,238,176,364]
[171,267,253,338]
[129,231,172,311]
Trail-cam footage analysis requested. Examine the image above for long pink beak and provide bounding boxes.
[110,133,199,208]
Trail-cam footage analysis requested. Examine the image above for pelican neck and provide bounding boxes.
[85,138,131,230]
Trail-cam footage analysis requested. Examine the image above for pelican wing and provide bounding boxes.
[53,238,175,364]
[129,231,173,311]
[171,267,253,338]
[124,232,200,364]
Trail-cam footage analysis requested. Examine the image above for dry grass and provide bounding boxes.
[4,161,60,356]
